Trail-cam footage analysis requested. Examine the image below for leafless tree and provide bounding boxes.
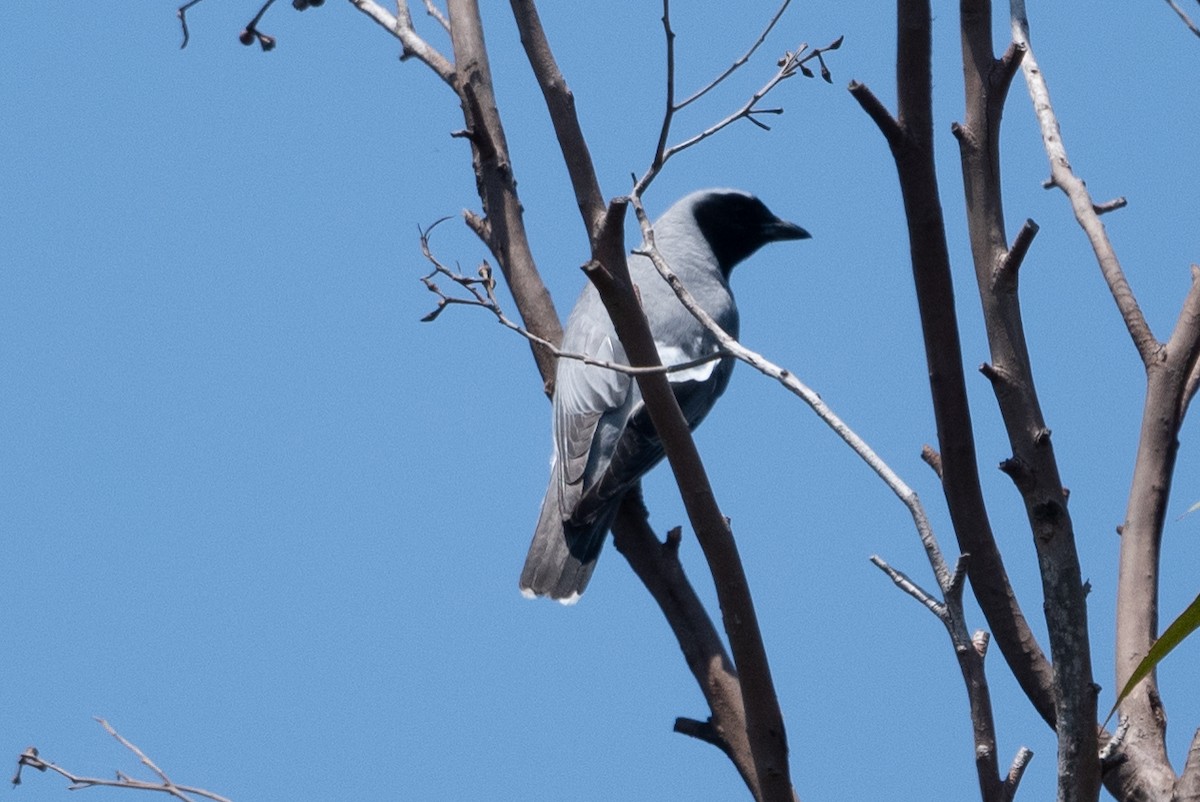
[849,0,1200,800]
[18,1,1200,800]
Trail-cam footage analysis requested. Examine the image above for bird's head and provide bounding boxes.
[682,189,810,277]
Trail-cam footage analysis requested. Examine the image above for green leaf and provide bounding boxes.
[1106,590,1200,725]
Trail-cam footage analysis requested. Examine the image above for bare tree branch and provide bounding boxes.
[959,2,1098,797]
[347,0,455,82]
[870,547,1018,802]
[1174,729,1200,802]
[674,0,795,110]
[1009,0,1157,364]
[1165,0,1200,38]
[422,0,450,33]
[12,719,231,802]
[851,0,1057,742]
[633,19,840,199]
[608,496,761,800]
[1005,746,1035,801]
[508,0,606,239]
[1011,4,1200,800]
[846,82,903,149]
[1106,267,1200,799]
[444,0,564,393]
[417,220,726,378]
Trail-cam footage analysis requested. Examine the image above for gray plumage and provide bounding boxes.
[519,189,810,603]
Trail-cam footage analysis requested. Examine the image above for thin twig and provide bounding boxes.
[869,555,945,617]
[633,0,840,199]
[418,219,725,378]
[674,0,796,110]
[177,0,277,50]
[1010,0,1157,363]
[636,46,806,195]
[177,0,204,48]
[13,720,231,802]
[97,718,180,788]
[1165,0,1200,37]
[647,0,676,177]
[423,0,451,33]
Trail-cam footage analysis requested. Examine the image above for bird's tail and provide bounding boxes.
[519,484,613,604]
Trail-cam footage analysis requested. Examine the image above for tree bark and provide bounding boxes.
[957,2,1098,799]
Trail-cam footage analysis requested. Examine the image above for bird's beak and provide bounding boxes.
[765,218,811,242]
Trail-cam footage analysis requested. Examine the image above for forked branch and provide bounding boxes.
[1009,0,1154,364]
[870,542,1029,802]
[959,2,1096,798]
[13,719,232,802]
[673,0,796,110]
[353,0,455,81]
[633,0,841,198]
[1010,5,1200,801]
[418,220,726,379]
[607,496,758,798]
[850,0,1057,742]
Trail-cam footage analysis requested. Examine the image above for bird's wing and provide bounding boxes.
[567,353,736,529]
[553,326,632,517]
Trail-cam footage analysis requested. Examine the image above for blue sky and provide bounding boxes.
[3,2,1199,800]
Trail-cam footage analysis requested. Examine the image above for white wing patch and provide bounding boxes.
[656,342,720,383]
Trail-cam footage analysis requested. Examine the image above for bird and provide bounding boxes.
[519,188,810,603]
